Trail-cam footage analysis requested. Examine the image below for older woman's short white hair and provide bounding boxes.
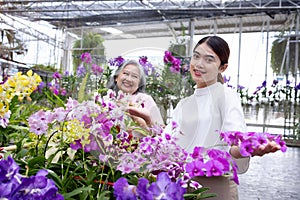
[106,59,146,94]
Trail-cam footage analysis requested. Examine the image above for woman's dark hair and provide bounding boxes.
[193,35,230,66]
[193,36,230,84]
[106,59,146,94]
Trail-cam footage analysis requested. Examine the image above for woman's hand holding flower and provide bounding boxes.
[127,106,152,128]
[251,140,281,157]
[222,131,287,159]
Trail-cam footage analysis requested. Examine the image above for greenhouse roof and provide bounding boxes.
[1,0,300,40]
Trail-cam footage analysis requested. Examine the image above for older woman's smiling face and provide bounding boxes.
[115,64,140,94]
[190,42,223,88]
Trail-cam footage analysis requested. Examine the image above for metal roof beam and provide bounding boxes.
[1,0,299,12]
[0,14,63,48]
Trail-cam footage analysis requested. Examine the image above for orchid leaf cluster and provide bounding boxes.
[145,51,194,123]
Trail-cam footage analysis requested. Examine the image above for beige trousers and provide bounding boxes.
[188,176,238,200]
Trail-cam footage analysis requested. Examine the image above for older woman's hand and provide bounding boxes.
[127,106,152,128]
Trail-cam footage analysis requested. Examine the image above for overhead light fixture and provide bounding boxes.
[100,27,123,35]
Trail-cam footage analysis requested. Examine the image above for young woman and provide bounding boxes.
[169,35,249,199]
[128,36,280,199]
[107,59,164,127]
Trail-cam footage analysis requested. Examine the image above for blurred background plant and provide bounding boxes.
[226,76,300,106]
[141,51,194,123]
[72,33,106,71]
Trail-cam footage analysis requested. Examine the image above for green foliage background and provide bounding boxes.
[270,36,300,76]
[72,32,106,70]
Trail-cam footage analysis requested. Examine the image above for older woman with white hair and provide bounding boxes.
[107,59,164,127]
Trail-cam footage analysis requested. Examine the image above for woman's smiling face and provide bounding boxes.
[190,42,223,88]
[115,64,140,94]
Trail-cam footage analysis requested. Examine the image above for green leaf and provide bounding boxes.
[191,187,210,194]
[44,90,65,107]
[63,185,94,199]
[47,169,63,189]
[7,124,29,132]
[52,93,67,107]
[97,191,111,200]
[97,88,108,97]
[78,72,89,103]
[16,148,29,158]
[184,187,217,199]
[86,170,99,184]
[199,193,217,199]
[78,191,89,200]
[27,156,45,168]
[126,174,139,185]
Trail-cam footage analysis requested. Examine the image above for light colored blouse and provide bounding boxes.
[168,82,250,200]
[170,82,249,171]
